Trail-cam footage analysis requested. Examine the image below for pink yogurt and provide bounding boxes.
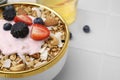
[0,19,44,55]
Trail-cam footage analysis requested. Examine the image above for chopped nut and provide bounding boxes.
[51,48,58,52]
[3,68,9,71]
[2,55,9,60]
[10,64,25,71]
[10,54,17,61]
[50,36,59,46]
[50,12,56,17]
[27,61,34,68]
[0,12,2,17]
[0,59,4,64]
[45,16,58,26]
[11,61,17,66]
[16,59,23,64]
[32,7,42,17]
[0,62,2,67]
[61,35,65,42]
[0,54,3,59]
[34,61,47,68]
[15,56,21,62]
[52,27,58,31]
[24,6,32,14]
[43,10,50,15]
[34,59,40,64]
[31,53,40,59]
[17,8,27,15]
[41,43,48,48]
[25,56,30,62]
[0,10,3,19]
[47,56,52,61]
[47,44,52,48]
[41,14,46,18]
[55,17,59,20]
[32,10,37,17]
[53,52,58,56]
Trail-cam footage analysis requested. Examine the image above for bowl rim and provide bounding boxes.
[0,0,7,5]
[0,2,69,78]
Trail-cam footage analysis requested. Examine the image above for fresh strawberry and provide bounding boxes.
[30,24,50,40]
[14,14,32,25]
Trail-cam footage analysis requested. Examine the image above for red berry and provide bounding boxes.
[14,14,32,25]
[30,24,50,40]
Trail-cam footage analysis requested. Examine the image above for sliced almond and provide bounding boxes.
[25,56,30,62]
[50,36,59,46]
[27,61,34,68]
[34,59,40,64]
[10,54,17,61]
[45,16,58,26]
[32,10,37,17]
[0,62,2,67]
[10,64,25,71]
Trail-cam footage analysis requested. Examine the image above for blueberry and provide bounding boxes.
[3,5,16,21]
[3,23,12,31]
[5,5,15,11]
[34,17,44,25]
[83,25,90,33]
[70,32,72,40]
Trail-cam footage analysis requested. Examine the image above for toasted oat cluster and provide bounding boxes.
[0,4,66,71]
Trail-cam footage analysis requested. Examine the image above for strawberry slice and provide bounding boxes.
[14,14,32,25]
[31,24,50,40]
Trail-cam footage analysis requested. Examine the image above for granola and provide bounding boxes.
[0,4,66,72]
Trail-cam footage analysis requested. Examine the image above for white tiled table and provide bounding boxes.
[55,0,120,80]
[8,0,120,80]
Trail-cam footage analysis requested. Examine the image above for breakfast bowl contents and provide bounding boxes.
[0,3,69,80]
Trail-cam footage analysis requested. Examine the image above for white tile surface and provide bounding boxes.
[56,6,120,80]
[54,47,103,80]
[57,1,120,79]
[105,15,120,56]
[101,55,120,80]
[69,9,108,53]
[108,0,120,15]
[78,0,109,14]
[6,0,120,80]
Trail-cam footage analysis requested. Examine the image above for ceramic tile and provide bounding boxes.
[78,0,109,14]
[108,0,120,15]
[101,55,120,80]
[105,15,120,56]
[69,10,107,53]
[54,47,102,80]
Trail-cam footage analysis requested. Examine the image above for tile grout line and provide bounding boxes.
[78,8,120,17]
[97,53,105,80]
[69,46,104,55]
[69,46,120,59]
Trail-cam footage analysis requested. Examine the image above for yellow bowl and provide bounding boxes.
[0,2,69,80]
